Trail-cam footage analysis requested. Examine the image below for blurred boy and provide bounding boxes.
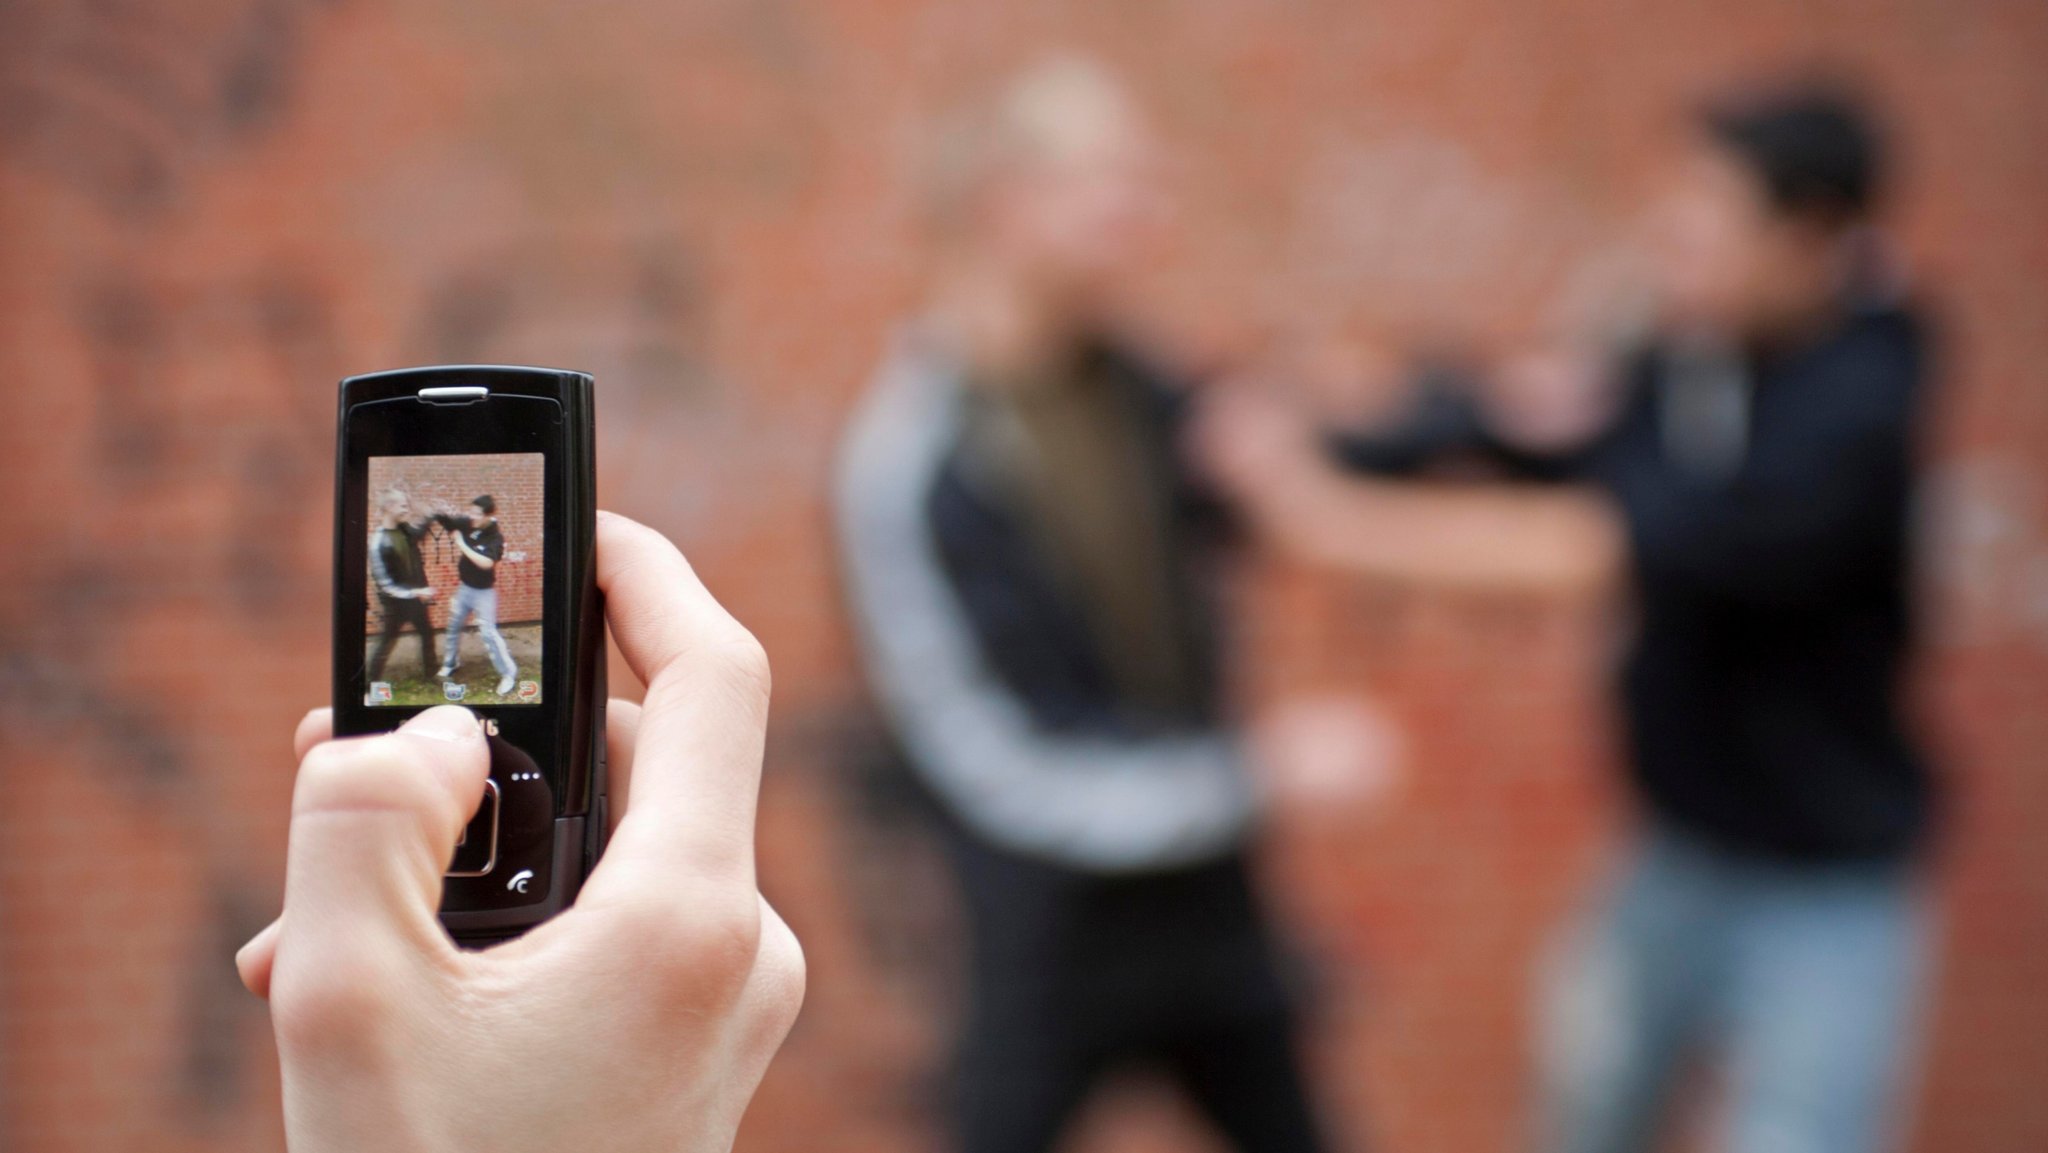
[1204,85,1938,1153]
[367,488,439,685]
[838,57,1326,1153]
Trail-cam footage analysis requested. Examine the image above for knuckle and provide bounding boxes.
[683,891,765,981]
[292,741,375,809]
[607,891,764,1012]
[292,738,355,785]
[612,512,672,556]
[293,737,443,819]
[712,627,773,705]
[755,911,808,1028]
[602,517,692,593]
[269,963,391,1059]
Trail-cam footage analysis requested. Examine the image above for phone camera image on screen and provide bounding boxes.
[338,365,601,940]
[363,452,545,708]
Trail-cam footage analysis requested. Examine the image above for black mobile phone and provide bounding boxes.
[332,364,606,944]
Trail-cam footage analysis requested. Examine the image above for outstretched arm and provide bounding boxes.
[1261,465,1622,594]
[1192,384,1625,596]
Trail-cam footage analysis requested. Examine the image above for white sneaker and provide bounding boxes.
[497,674,516,696]
[436,664,456,679]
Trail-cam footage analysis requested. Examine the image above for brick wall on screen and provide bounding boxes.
[2,3,2046,1153]
[364,453,545,630]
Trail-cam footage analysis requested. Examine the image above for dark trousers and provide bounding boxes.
[368,595,437,680]
[945,833,1328,1153]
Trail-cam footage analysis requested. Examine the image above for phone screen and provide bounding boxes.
[363,451,545,707]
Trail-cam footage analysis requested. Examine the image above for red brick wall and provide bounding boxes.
[1,3,2045,1153]
[363,452,545,630]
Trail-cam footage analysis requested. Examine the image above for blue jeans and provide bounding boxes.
[443,583,516,680]
[1535,827,1931,1153]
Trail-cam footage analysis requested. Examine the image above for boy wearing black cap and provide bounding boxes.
[1204,83,1938,1153]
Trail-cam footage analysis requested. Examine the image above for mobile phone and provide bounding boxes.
[332,364,605,944]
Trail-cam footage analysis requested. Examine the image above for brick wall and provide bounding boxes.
[1,2,2045,1152]
[363,452,545,630]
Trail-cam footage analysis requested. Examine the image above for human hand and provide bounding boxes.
[1480,344,1618,455]
[1185,380,1325,507]
[416,586,437,602]
[238,512,803,1153]
[1250,694,1403,814]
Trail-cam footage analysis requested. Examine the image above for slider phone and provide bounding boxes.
[332,365,605,943]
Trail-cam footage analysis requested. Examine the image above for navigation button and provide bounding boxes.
[446,779,501,877]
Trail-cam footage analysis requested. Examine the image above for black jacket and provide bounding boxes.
[435,515,505,590]
[1335,304,1937,863]
[838,334,1256,873]
[369,522,431,603]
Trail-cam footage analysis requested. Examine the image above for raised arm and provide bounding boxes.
[454,533,498,570]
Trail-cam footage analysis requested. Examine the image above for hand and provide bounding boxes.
[1185,381,1324,506]
[1480,344,1618,455]
[237,512,803,1153]
[416,586,437,602]
[1251,694,1403,813]
[1275,330,1413,428]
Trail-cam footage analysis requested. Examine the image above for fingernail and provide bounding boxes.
[402,705,482,743]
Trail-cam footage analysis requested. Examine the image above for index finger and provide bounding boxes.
[579,512,770,905]
[294,708,333,760]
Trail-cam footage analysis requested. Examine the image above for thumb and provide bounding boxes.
[276,706,489,968]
